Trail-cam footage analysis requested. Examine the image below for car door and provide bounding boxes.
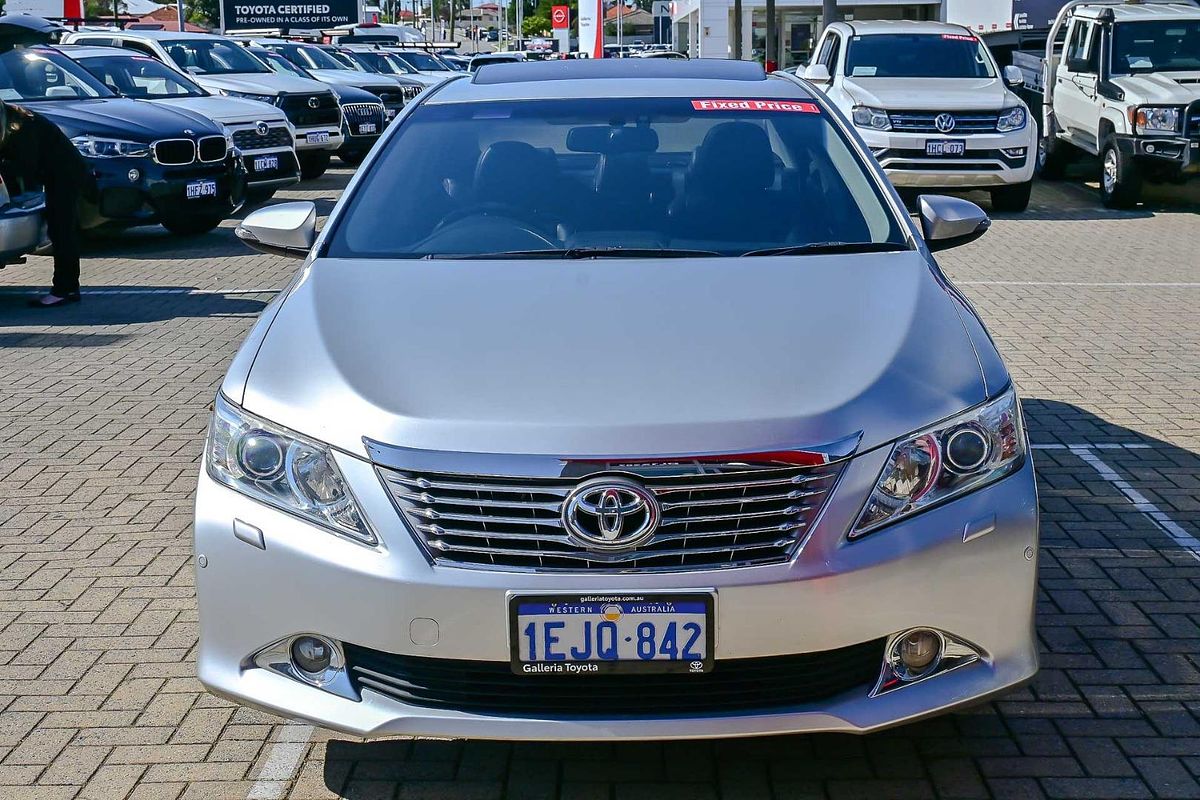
[1054,18,1102,151]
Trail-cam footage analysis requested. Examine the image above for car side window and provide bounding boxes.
[1064,20,1094,73]
[1083,23,1101,73]
[122,40,160,59]
[825,33,842,75]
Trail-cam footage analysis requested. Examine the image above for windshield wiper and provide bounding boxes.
[740,242,910,257]
[424,247,722,260]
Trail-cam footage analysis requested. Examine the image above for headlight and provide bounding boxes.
[221,89,278,105]
[996,106,1027,132]
[1134,107,1180,136]
[851,106,892,131]
[70,135,150,158]
[851,387,1025,538]
[206,394,376,545]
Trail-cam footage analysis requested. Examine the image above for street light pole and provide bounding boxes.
[765,0,776,71]
[733,0,741,59]
[821,0,838,35]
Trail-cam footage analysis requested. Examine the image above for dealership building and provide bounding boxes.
[670,0,956,67]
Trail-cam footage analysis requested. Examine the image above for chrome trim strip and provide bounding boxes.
[363,432,863,478]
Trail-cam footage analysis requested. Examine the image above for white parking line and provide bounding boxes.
[246,723,315,800]
[958,280,1200,288]
[1068,445,1200,562]
[1032,443,1152,450]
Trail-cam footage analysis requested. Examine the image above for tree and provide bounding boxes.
[188,0,221,26]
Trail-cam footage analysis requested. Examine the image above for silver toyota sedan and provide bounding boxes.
[197,59,1038,740]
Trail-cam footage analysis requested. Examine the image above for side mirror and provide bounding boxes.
[1002,64,1024,88]
[918,195,990,252]
[1065,57,1090,74]
[235,201,317,258]
[804,63,831,83]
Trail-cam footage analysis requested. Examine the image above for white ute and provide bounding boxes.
[806,20,1036,212]
[1015,0,1200,207]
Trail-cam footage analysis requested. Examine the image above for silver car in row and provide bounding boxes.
[197,59,1039,740]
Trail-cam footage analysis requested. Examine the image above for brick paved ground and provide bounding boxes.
[1,170,1198,800]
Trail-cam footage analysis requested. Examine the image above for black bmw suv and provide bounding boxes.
[2,45,244,235]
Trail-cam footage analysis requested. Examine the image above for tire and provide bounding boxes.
[298,151,331,181]
[244,187,277,206]
[1099,136,1142,209]
[1035,120,1069,181]
[990,181,1033,213]
[161,214,223,236]
[338,149,367,167]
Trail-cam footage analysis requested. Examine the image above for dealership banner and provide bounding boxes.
[221,0,358,30]
[577,0,602,58]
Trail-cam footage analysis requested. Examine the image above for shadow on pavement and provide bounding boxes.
[0,331,128,348]
[0,286,270,328]
[317,401,1199,798]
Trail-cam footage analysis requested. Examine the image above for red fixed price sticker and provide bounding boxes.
[691,99,820,113]
[941,33,977,41]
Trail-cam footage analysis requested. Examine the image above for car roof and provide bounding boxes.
[427,59,811,103]
[103,29,229,40]
[1074,1,1200,20]
[836,19,975,36]
[51,43,142,58]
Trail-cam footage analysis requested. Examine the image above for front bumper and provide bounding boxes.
[80,156,244,229]
[860,126,1036,188]
[194,448,1039,740]
[239,148,302,190]
[1116,134,1200,179]
[294,125,344,152]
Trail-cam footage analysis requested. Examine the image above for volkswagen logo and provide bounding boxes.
[934,113,957,133]
[255,121,270,136]
[307,97,320,109]
[562,477,660,551]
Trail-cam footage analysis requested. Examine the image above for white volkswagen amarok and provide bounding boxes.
[806,21,1036,212]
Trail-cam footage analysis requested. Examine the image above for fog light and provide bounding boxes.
[945,427,990,473]
[1146,144,1157,154]
[1000,147,1027,158]
[290,635,334,677]
[127,168,141,182]
[897,629,941,677]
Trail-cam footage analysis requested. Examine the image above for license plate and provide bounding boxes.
[357,122,377,135]
[509,593,714,675]
[252,155,279,172]
[185,179,217,199]
[926,140,966,156]
[306,131,330,144]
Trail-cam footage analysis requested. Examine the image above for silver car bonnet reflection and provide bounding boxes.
[231,250,990,459]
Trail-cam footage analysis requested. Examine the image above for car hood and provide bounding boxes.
[22,97,221,140]
[1112,72,1200,105]
[306,68,392,91]
[192,72,331,96]
[240,252,992,460]
[151,95,288,125]
[842,77,1014,110]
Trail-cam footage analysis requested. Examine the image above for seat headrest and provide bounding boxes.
[690,121,775,192]
[474,141,554,197]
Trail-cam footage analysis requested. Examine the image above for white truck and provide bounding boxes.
[1012,0,1200,207]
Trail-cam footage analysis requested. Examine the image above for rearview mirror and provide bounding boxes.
[1002,65,1024,88]
[235,201,317,258]
[804,63,831,83]
[918,195,990,252]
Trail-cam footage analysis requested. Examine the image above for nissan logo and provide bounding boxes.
[934,113,957,133]
[255,121,270,136]
[562,477,660,551]
[308,97,320,109]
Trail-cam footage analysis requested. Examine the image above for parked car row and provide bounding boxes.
[0,15,436,266]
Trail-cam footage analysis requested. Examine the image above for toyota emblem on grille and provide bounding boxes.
[562,477,660,551]
[308,96,320,109]
[255,121,270,136]
[934,113,956,133]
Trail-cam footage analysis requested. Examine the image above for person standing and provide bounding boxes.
[0,100,88,307]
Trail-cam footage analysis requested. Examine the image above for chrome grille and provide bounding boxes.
[379,460,844,572]
[197,135,228,163]
[152,138,196,165]
[888,111,1000,134]
[342,102,386,136]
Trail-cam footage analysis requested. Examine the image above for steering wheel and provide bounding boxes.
[435,202,559,239]
[416,212,559,252]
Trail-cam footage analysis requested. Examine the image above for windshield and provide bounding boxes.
[0,48,112,102]
[350,51,417,75]
[284,44,347,71]
[327,96,906,259]
[845,33,996,78]
[393,50,448,71]
[1112,21,1200,74]
[263,52,309,78]
[162,38,271,75]
[77,54,206,98]
[327,49,363,70]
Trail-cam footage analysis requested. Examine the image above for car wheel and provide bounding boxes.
[244,187,277,206]
[338,150,367,167]
[990,181,1033,213]
[1034,121,1069,181]
[298,151,331,181]
[161,214,224,236]
[1099,136,1142,209]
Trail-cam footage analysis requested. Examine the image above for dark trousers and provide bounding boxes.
[46,182,81,296]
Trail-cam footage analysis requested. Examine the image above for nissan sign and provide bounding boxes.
[221,0,358,30]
